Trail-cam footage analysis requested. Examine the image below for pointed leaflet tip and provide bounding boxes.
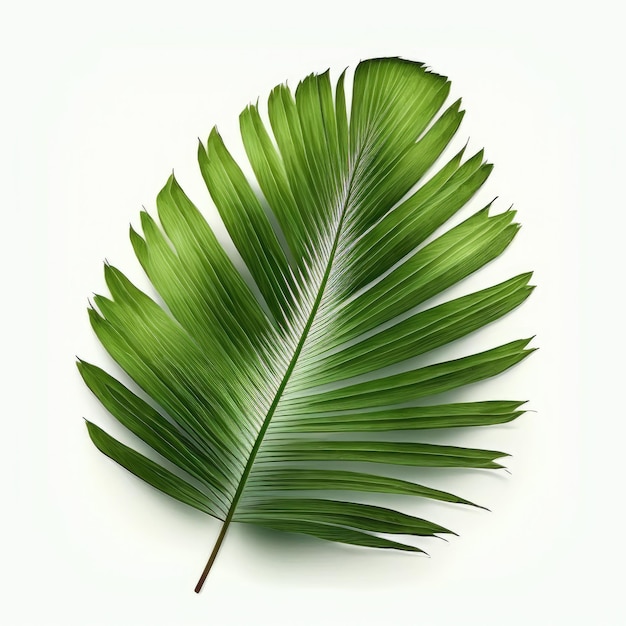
[129,222,138,236]
[76,358,89,379]
[196,140,208,165]
[103,261,115,281]
[476,204,493,217]
[209,125,220,141]
[139,210,154,229]
[523,335,538,347]
[482,162,494,176]
[450,97,463,112]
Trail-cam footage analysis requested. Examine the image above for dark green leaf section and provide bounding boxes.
[88,265,250,488]
[259,440,507,469]
[276,400,526,433]
[236,498,453,536]
[243,518,424,552]
[86,421,219,518]
[245,468,479,507]
[78,360,231,514]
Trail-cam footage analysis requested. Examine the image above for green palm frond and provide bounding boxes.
[79,57,534,592]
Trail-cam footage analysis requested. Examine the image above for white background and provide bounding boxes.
[2,1,624,624]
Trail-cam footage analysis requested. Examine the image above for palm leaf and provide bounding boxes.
[79,57,534,592]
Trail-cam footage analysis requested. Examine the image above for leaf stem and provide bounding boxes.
[194,520,229,593]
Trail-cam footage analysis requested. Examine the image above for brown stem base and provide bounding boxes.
[194,521,229,593]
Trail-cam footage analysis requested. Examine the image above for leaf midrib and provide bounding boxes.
[194,147,364,591]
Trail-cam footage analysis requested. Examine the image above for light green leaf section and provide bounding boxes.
[198,129,298,328]
[283,340,533,414]
[292,274,533,388]
[79,57,534,588]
